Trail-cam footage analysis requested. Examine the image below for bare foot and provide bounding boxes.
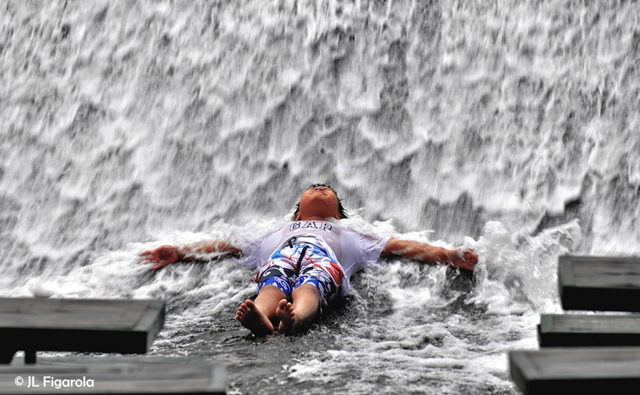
[236,299,274,336]
[276,299,295,334]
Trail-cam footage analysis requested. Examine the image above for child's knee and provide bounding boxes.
[258,277,293,299]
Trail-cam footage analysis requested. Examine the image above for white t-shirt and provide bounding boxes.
[242,220,390,297]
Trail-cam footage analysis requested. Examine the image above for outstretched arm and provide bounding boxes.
[380,238,477,271]
[140,240,243,271]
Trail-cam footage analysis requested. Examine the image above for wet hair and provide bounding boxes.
[293,183,348,220]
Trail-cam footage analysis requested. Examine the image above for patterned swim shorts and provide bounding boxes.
[256,241,345,305]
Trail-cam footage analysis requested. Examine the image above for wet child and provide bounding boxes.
[140,184,477,335]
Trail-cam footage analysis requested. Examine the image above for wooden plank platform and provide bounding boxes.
[558,255,640,311]
[538,313,640,347]
[510,347,640,394]
[0,357,226,394]
[0,298,165,364]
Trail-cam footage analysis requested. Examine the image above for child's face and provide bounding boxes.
[295,186,341,221]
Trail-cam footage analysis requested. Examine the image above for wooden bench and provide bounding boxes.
[0,298,165,364]
[510,348,640,394]
[538,313,640,347]
[558,255,640,311]
[0,356,226,394]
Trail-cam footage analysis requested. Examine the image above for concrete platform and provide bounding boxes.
[538,313,640,347]
[0,298,165,364]
[510,347,640,394]
[0,357,226,394]
[558,255,640,312]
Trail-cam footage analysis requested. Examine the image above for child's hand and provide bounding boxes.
[140,245,182,270]
[448,248,478,271]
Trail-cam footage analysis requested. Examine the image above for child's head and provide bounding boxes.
[293,183,348,221]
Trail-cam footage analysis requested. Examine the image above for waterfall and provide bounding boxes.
[1,1,638,393]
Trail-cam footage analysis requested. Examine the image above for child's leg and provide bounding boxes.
[254,285,287,325]
[276,245,344,334]
[236,285,286,335]
[276,284,321,334]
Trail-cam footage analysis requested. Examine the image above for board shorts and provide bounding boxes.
[256,240,345,305]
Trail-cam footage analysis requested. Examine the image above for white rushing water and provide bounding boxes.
[1,0,639,393]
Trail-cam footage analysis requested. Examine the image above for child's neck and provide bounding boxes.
[299,217,327,221]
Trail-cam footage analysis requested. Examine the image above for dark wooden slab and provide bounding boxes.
[538,313,640,347]
[510,347,640,394]
[558,255,640,311]
[0,298,165,364]
[0,357,226,394]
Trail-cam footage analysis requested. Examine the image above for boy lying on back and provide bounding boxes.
[140,184,477,335]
